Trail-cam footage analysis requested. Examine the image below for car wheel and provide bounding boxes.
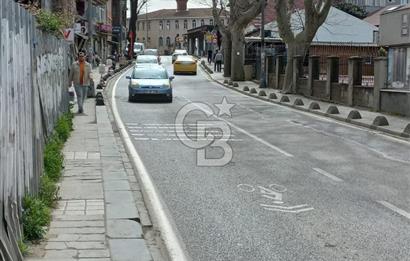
[166,97,173,103]
[128,95,134,102]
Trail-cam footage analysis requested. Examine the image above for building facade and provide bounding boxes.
[380,4,410,89]
[134,0,226,54]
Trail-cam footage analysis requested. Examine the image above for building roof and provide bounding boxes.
[364,5,401,26]
[264,7,378,44]
[137,8,227,20]
[380,4,410,15]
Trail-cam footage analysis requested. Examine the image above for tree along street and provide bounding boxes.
[113,57,410,261]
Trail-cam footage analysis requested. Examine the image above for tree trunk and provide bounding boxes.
[231,28,245,81]
[222,36,232,77]
[282,41,309,94]
[128,0,138,58]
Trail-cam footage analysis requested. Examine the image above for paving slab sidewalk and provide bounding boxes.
[200,60,410,139]
[26,81,153,260]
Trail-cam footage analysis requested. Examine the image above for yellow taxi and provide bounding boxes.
[173,55,197,75]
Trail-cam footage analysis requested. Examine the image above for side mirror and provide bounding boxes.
[126,76,132,80]
[169,76,175,81]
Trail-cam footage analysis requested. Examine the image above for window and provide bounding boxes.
[201,19,205,26]
[175,20,179,29]
[148,37,151,43]
[137,38,140,42]
[221,19,224,25]
[143,37,145,43]
[159,37,163,46]
[166,20,170,30]
[210,19,214,25]
[192,19,196,28]
[137,22,140,31]
[402,14,409,36]
[142,22,145,31]
[184,20,188,29]
[159,20,163,30]
[166,36,171,47]
[147,21,151,30]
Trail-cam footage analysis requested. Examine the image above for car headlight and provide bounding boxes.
[162,84,170,89]
[130,83,140,88]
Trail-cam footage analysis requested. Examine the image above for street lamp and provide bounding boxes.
[259,0,267,88]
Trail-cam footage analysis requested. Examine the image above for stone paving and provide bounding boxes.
[26,93,154,260]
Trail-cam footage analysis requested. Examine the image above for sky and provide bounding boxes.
[127,0,211,17]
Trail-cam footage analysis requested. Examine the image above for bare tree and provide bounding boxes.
[128,0,149,58]
[275,0,332,93]
[212,0,263,80]
[212,0,231,77]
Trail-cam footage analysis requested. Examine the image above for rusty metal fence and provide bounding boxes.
[0,1,71,260]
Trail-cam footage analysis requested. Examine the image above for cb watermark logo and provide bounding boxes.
[175,97,235,166]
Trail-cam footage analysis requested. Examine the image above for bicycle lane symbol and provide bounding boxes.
[237,183,314,213]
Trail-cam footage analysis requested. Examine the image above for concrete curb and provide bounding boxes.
[199,64,410,140]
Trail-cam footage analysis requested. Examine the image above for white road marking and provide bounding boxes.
[131,133,145,136]
[183,97,293,157]
[260,204,310,210]
[378,201,410,220]
[112,69,190,261]
[134,138,150,141]
[263,207,314,213]
[312,168,343,182]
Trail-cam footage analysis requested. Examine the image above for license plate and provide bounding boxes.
[146,90,157,94]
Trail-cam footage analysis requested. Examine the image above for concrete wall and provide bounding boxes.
[380,8,410,46]
[380,90,410,116]
[353,86,374,108]
[312,80,327,99]
[0,1,71,259]
[297,78,309,96]
[330,83,348,104]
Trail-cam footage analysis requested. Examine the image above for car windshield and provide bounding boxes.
[132,67,168,79]
[137,55,157,64]
[144,49,158,55]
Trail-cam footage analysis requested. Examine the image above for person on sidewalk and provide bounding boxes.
[214,50,223,72]
[207,49,213,65]
[69,50,92,114]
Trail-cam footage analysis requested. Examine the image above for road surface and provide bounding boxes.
[112,56,410,261]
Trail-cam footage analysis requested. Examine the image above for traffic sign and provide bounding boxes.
[63,28,74,42]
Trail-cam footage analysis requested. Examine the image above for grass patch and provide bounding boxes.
[22,112,73,244]
[22,196,51,241]
[18,239,29,256]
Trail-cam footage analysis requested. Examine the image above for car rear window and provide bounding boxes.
[132,68,168,79]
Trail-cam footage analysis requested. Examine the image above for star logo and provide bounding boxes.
[215,97,235,117]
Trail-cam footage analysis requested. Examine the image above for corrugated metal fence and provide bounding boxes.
[0,1,71,260]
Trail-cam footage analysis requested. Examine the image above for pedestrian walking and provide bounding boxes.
[214,50,223,72]
[69,50,92,114]
[207,49,213,64]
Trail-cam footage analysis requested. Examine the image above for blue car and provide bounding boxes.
[126,64,174,103]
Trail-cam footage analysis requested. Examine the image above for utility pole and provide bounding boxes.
[259,0,267,88]
[87,0,93,54]
[145,0,148,47]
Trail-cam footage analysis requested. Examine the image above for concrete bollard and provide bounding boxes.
[269,93,278,99]
[243,86,250,91]
[347,110,362,120]
[280,95,290,102]
[326,105,340,114]
[293,98,304,106]
[96,92,105,106]
[258,90,267,96]
[309,102,321,110]
[228,80,234,86]
[372,116,389,126]
[250,88,257,94]
[402,124,410,137]
[224,79,229,84]
[233,82,239,87]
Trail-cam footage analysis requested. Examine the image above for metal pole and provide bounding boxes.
[259,0,267,88]
[145,0,148,47]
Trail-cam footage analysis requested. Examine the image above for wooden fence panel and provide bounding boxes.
[0,1,71,259]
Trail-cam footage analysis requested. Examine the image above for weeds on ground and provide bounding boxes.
[21,112,73,244]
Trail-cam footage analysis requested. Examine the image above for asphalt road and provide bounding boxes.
[113,56,410,261]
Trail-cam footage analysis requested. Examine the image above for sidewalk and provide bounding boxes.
[27,98,155,259]
[200,61,410,139]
